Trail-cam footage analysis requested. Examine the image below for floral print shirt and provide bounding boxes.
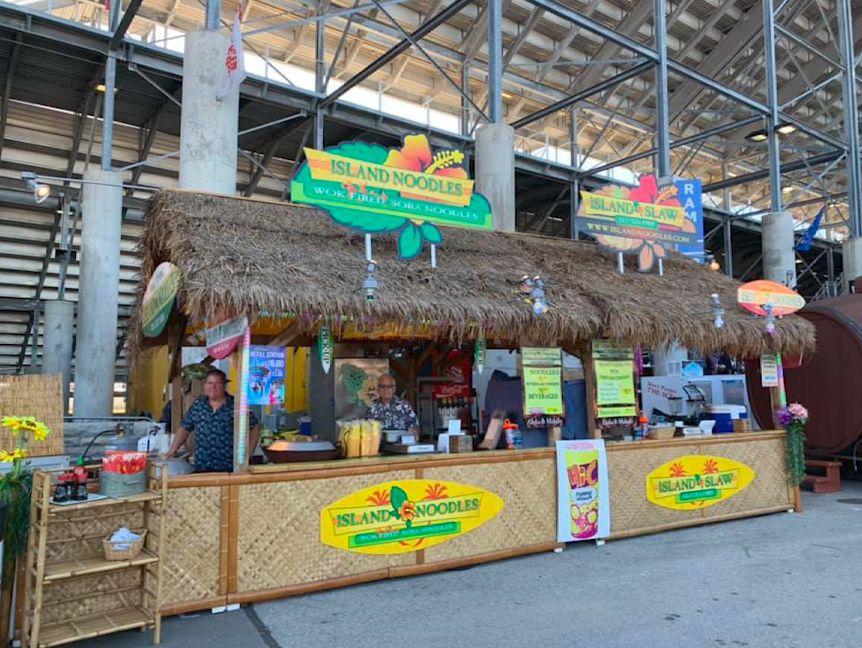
[181,394,258,472]
[367,396,418,430]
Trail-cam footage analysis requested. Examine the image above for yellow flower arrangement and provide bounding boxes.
[2,416,50,442]
[0,449,28,463]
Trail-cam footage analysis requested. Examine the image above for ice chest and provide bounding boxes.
[703,405,748,434]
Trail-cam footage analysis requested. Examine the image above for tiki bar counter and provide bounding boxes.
[130,191,814,615]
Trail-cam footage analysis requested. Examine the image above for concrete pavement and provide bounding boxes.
[78,481,862,648]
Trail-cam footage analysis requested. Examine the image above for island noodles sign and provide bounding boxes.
[291,135,493,259]
[320,479,504,555]
[577,174,698,272]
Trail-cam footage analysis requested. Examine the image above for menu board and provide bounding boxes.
[592,341,636,418]
[523,366,564,416]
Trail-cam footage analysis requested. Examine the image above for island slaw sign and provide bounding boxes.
[320,479,504,555]
[646,455,755,511]
[291,135,492,259]
[205,315,248,360]
[577,174,699,272]
[737,280,805,317]
[141,262,181,337]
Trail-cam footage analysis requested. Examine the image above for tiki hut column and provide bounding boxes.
[179,9,239,192]
[75,169,123,417]
[475,124,516,232]
[762,211,797,287]
[841,237,862,293]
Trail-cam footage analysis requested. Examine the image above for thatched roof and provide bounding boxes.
[131,189,815,358]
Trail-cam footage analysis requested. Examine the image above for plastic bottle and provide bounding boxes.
[637,411,649,441]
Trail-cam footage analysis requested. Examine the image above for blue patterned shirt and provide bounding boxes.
[367,396,417,430]
[181,394,258,472]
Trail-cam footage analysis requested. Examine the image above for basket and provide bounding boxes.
[99,470,147,497]
[103,529,147,561]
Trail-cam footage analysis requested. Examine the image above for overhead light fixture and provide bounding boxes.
[776,123,797,135]
[21,171,50,204]
[94,83,118,94]
[745,129,768,142]
[782,186,794,193]
[745,123,796,142]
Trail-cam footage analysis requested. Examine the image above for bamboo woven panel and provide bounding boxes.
[698,436,793,516]
[607,445,703,534]
[0,374,64,456]
[46,505,144,562]
[39,570,141,625]
[161,487,222,607]
[237,472,416,592]
[421,458,557,563]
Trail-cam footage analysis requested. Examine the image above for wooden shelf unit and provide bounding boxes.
[22,466,167,647]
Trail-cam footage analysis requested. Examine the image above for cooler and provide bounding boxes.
[703,405,748,434]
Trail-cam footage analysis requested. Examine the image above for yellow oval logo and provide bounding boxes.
[646,455,755,511]
[320,480,504,555]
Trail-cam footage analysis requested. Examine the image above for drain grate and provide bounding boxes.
[836,499,862,505]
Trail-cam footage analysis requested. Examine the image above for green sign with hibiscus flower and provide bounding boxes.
[290,135,493,258]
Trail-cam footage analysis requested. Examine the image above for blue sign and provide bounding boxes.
[675,179,704,263]
[247,346,286,407]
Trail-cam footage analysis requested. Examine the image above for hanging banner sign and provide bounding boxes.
[318,326,333,375]
[592,341,636,418]
[291,135,493,259]
[141,262,181,338]
[737,280,805,317]
[556,440,610,542]
[523,366,564,416]
[674,179,705,263]
[474,335,486,375]
[320,480,504,555]
[577,174,698,272]
[646,455,755,511]
[760,353,779,388]
[521,347,562,366]
[247,346,286,406]
[205,315,248,360]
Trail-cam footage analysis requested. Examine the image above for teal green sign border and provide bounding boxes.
[290,139,493,259]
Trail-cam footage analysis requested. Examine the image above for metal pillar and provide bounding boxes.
[461,62,471,136]
[43,300,74,414]
[838,0,862,238]
[75,169,123,417]
[570,108,579,240]
[487,0,503,123]
[827,246,835,294]
[722,160,733,277]
[205,0,222,31]
[315,11,325,149]
[101,0,120,171]
[762,0,782,211]
[654,0,670,177]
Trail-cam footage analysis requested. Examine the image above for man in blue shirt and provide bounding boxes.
[165,368,260,472]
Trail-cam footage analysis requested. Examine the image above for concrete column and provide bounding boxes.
[476,123,516,232]
[762,211,796,287]
[842,237,862,292]
[179,30,239,193]
[75,169,123,418]
[652,344,688,376]
[43,299,74,413]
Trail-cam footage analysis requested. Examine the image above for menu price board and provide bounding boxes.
[523,366,564,416]
[592,341,637,418]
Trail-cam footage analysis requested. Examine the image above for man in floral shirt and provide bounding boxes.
[165,368,259,472]
[367,374,419,440]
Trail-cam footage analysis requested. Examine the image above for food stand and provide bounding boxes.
[127,187,814,616]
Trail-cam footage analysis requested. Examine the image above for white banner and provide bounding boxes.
[556,439,610,542]
[218,8,246,100]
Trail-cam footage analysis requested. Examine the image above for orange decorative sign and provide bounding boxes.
[737,280,805,317]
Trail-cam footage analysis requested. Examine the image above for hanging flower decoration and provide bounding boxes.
[777,402,808,486]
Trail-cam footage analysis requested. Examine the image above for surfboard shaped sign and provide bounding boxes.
[141,262,181,338]
[737,280,805,317]
[205,315,248,360]
[646,455,755,511]
[320,480,504,555]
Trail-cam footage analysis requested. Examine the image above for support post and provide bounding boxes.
[101,0,121,171]
[722,159,733,277]
[476,123,516,231]
[43,300,75,414]
[570,108,579,240]
[838,0,862,239]
[762,0,782,212]
[653,0,670,177]
[841,237,862,291]
[762,211,796,287]
[75,169,123,417]
[487,0,503,124]
[179,28,239,192]
[315,11,325,149]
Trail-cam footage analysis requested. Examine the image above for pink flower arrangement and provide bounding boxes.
[778,402,808,427]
